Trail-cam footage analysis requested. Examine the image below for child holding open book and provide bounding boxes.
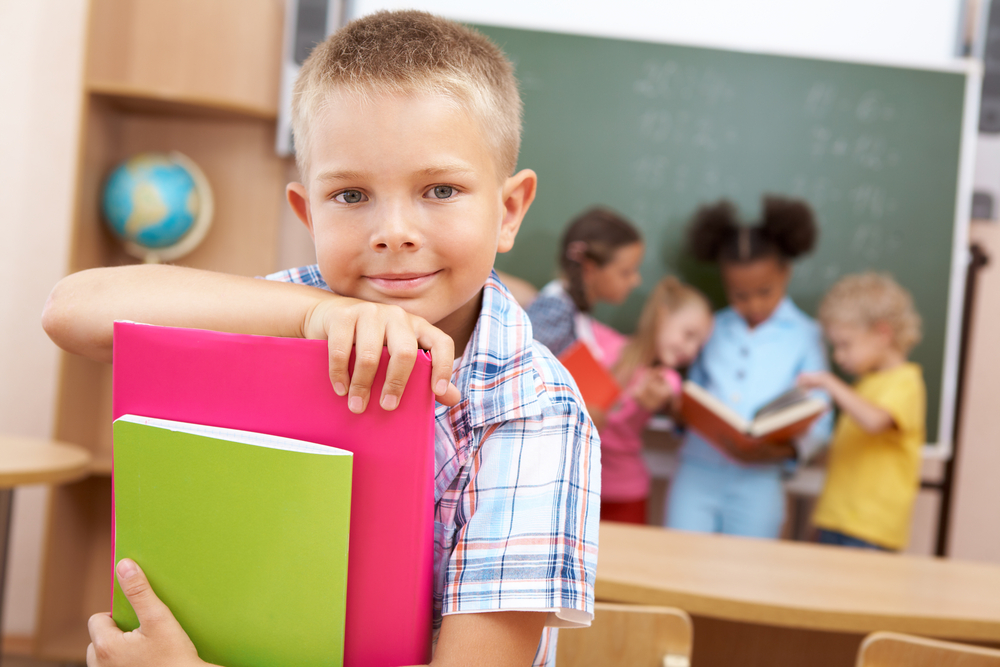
[599,277,713,524]
[799,272,926,552]
[43,11,598,667]
[666,197,833,538]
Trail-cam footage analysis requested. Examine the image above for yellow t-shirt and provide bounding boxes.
[812,362,926,550]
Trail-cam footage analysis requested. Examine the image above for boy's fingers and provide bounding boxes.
[325,311,358,398]
[348,307,389,413]
[414,321,456,404]
[382,318,418,411]
[115,559,170,628]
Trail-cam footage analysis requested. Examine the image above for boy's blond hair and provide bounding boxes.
[291,10,522,179]
[818,272,922,354]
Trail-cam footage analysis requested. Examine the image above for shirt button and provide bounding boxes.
[736,370,745,380]
[740,347,749,357]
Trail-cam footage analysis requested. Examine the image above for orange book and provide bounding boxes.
[680,381,827,450]
[557,340,621,410]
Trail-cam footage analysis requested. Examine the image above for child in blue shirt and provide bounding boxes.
[666,197,833,538]
[42,11,599,667]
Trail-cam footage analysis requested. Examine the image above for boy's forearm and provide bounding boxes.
[42,265,336,363]
[826,377,895,434]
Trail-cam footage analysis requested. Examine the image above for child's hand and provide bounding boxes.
[87,559,209,667]
[630,368,673,412]
[305,296,461,414]
[797,371,835,392]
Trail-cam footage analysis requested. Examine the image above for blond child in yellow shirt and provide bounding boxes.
[798,272,925,551]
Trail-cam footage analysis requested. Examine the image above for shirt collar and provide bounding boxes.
[447,270,541,430]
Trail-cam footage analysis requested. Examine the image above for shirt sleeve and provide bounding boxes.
[439,399,600,628]
[868,371,926,439]
[526,294,577,358]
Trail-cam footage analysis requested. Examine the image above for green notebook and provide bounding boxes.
[112,415,352,667]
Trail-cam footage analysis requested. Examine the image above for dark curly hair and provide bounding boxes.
[687,195,818,265]
[559,207,642,312]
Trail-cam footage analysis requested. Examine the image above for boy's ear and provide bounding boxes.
[286,182,315,239]
[497,169,537,253]
[873,320,895,343]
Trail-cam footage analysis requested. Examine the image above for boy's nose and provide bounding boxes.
[371,203,422,252]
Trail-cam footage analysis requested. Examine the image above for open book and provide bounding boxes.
[680,381,827,449]
[112,415,352,667]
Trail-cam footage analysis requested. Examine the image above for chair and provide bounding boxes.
[857,631,1000,667]
[557,602,693,667]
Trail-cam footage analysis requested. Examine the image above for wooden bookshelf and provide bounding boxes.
[35,0,288,660]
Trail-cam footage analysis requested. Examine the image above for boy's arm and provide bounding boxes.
[42,265,460,410]
[798,371,895,434]
[89,560,545,667]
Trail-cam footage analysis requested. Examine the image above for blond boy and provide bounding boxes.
[42,11,599,666]
[798,272,925,551]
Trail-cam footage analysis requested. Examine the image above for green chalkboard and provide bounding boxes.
[478,24,971,445]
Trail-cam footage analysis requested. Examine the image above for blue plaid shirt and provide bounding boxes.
[267,266,600,666]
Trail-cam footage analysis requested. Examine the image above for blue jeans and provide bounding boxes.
[816,528,893,552]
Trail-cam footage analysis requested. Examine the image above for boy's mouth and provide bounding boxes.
[365,271,440,292]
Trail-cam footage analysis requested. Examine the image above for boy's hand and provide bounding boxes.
[305,296,461,414]
[797,371,837,393]
[87,559,209,667]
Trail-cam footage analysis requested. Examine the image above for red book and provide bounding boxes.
[112,321,434,667]
[680,381,827,450]
[557,340,622,411]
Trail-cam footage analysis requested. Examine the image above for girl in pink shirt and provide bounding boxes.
[600,277,713,524]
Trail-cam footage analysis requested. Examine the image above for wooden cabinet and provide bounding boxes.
[36,0,288,660]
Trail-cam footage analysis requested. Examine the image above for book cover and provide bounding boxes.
[680,381,827,449]
[112,415,352,667]
[558,340,622,410]
[112,321,435,667]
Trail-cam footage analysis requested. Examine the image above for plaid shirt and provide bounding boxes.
[267,266,600,666]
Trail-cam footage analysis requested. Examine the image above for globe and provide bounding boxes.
[101,151,213,263]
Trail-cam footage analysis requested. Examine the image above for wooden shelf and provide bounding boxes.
[89,81,278,121]
[85,0,282,118]
[36,0,290,659]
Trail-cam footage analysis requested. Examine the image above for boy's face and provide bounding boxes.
[824,320,893,376]
[287,91,536,350]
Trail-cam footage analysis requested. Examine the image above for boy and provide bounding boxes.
[42,11,599,667]
[797,272,925,552]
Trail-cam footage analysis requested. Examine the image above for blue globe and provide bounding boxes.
[102,152,211,260]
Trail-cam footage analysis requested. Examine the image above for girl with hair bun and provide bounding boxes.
[666,195,834,538]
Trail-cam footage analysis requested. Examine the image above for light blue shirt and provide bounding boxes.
[681,297,833,467]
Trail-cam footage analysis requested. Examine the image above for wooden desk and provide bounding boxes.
[595,522,1000,667]
[0,436,90,663]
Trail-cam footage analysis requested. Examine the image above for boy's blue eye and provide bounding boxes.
[430,185,455,199]
[336,190,366,204]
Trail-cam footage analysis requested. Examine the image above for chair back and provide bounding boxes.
[557,602,693,667]
[857,631,1000,667]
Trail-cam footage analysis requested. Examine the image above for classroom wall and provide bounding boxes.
[0,0,88,640]
[350,0,963,65]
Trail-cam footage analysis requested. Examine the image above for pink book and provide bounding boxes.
[112,321,435,667]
